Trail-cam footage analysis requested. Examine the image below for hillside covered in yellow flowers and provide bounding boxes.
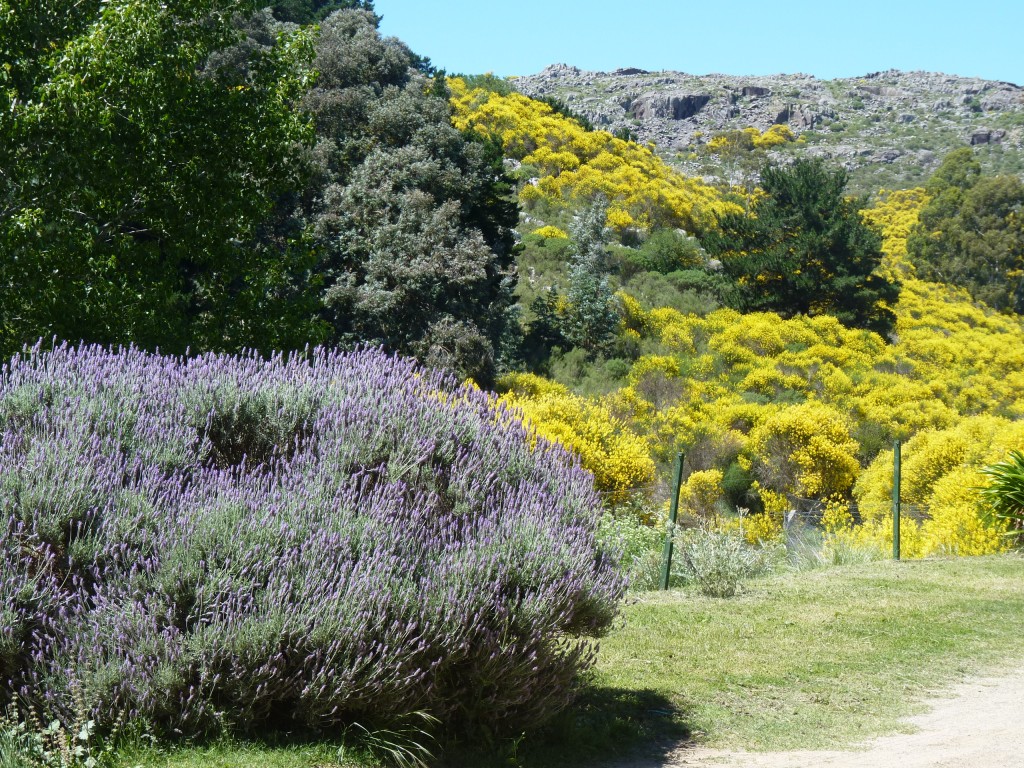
[450,77,1024,558]
[449,77,745,235]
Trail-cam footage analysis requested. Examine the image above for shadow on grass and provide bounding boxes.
[442,686,693,768]
[116,689,693,768]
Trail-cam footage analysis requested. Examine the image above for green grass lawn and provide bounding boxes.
[111,555,1024,767]
[591,555,1024,754]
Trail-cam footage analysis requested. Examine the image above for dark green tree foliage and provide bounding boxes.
[271,1,436,76]
[926,146,982,193]
[1,4,517,382]
[564,199,619,352]
[908,148,1024,313]
[301,11,519,385]
[456,72,513,96]
[270,0,371,25]
[629,228,705,274]
[0,0,319,354]
[522,290,569,372]
[703,158,899,336]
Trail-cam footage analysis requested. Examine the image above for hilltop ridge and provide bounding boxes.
[512,65,1024,190]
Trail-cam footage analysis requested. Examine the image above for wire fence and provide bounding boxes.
[779,496,934,528]
[659,441,925,587]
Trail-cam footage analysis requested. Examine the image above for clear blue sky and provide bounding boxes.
[374,0,1024,85]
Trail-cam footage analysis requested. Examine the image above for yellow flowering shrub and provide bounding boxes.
[646,306,707,355]
[494,174,1024,556]
[617,291,650,336]
[737,367,809,399]
[853,415,1024,556]
[747,485,788,543]
[709,135,732,152]
[497,373,656,504]
[601,265,1024,554]
[895,281,1024,410]
[861,187,929,278]
[532,225,568,239]
[626,355,682,385]
[680,469,724,520]
[606,207,636,231]
[645,305,685,333]
[820,495,855,534]
[922,467,1006,555]
[748,401,860,498]
[752,124,796,149]
[828,513,926,559]
[495,371,566,398]
[806,496,883,560]
[851,374,958,440]
[811,363,856,402]
[740,510,784,544]
[646,403,729,463]
[704,125,794,153]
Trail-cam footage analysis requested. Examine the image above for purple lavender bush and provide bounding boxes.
[0,344,624,741]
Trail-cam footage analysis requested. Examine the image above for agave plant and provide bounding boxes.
[979,449,1024,545]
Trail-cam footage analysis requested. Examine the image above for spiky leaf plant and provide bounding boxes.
[979,449,1024,545]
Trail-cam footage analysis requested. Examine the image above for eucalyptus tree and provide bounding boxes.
[909,149,1024,314]
[563,198,618,354]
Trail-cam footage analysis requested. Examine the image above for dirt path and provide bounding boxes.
[615,668,1024,768]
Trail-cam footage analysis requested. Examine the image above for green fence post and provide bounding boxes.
[893,439,901,561]
[660,452,685,591]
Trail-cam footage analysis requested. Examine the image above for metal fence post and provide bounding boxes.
[893,439,902,561]
[660,452,685,590]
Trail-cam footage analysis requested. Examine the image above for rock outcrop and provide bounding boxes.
[631,92,712,120]
[511,65,1024,189]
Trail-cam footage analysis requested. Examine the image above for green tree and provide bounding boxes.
[703,158,899,336]
[563,199,619,353]
[270,0,371,25]
[908,149,1024,314]
[925,146,981,196]
[1,3,518,378]
[0,0,319,355]
[301,10,519,385]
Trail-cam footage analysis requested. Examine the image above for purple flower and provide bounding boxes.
[0,343,624,740]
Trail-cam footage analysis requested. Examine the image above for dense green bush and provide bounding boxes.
[616,229,706,276]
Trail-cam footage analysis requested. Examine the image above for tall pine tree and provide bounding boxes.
[703,159,899,337]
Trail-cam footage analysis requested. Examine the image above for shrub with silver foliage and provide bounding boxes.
[678,529,774,597]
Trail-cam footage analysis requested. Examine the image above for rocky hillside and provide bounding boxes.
[513,65,1024,191]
